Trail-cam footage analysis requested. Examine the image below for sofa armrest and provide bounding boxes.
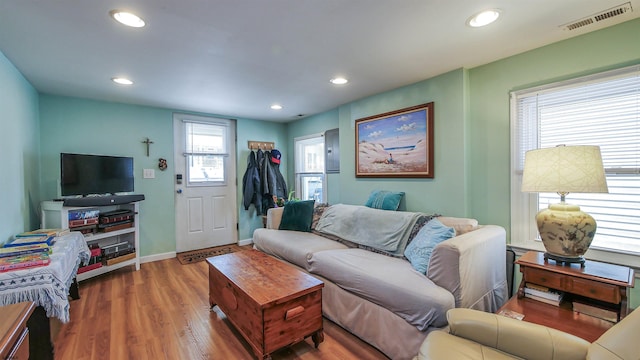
[427,225,508,311]
[588,307,640,359]
[446,308,589,360]
[266,207,284,229]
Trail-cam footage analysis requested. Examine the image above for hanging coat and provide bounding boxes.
[256,148,264,174]
[241,150,262,213]
[261,150,288,214]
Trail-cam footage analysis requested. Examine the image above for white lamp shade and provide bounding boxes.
[522,145,608,194]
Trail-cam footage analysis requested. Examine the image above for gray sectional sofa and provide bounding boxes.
[252,204,508,360]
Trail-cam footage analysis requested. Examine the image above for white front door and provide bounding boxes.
[173,114,237,252]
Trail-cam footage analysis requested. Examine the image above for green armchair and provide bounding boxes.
[415,307,640,360]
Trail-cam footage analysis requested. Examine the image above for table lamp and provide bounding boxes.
[521,145,608,265]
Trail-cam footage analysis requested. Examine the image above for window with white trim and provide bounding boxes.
[295,134,326,202]
[511,65,640,256]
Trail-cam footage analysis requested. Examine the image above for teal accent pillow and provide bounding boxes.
[365,190,405,211]
[278,200,315,232]
[404,218,456,274]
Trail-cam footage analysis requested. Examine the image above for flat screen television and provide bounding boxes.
[61,153,134,196]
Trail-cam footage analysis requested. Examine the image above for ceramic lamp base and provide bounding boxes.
[536,202,597,265]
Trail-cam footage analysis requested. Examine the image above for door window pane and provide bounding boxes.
[187,155,225,184]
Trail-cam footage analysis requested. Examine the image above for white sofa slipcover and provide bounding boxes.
[253,205,508,359]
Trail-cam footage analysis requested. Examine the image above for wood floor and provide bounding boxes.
[54,257,389,360]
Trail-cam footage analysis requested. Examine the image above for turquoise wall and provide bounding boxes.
[38,95,285,254]
[285,19,640,307]
[0,51,40,244]
[467,18,640,236]
[288,69,467,215]
[2,18,640,308]
[339,69,467,214]
[285,108,340,203]
[237,118,288,240]
[286,19,640,223]
[39,95,175,256]
[466,18,640,309]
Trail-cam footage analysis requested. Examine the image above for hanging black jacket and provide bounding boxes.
[261,151,287,213]
[256,148,264,174]
[241,151,262,213]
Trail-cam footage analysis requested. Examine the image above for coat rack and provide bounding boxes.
[248,141,275,150]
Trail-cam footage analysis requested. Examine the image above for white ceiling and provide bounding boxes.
[0,0,638,122]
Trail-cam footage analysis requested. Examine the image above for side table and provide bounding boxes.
[0,232,90,359]
[498,251,634,342]
[0,302,35,359]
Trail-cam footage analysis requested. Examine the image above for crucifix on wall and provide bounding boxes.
[142,137,154,157]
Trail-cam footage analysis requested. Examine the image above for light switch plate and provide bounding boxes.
[143,168,155,179]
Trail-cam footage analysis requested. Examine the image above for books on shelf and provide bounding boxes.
[573,301,619,323]
[0,243,50,258]
[78,247,103,274]
[524,293,564,306]
[524,282,550,293]
[16,228,69,238]
[524,283,564,306]
[0,252,51,272]
[77,262,102,274]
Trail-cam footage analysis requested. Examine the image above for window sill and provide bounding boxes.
[509,241,640,273]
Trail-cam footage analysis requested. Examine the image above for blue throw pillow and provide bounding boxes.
[365,190,405,211]
[278,200,315,232]
[404,218,456,274]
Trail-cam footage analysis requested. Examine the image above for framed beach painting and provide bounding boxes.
[355,102,434,178]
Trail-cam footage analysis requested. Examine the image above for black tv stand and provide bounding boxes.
[62,194,145,207]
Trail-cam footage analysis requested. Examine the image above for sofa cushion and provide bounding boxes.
[404,219,456,274]
[308,248,455,330]
[252,228,348,270]
[278,200,315,232]
[438,216,478,235]
[310,203,330,230]
[407,214,439,245]
[365,190,405,210]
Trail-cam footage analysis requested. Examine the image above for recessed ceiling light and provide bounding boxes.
[110,10,146,28]
[467,9,501,27]
[330,77,348,85]
[112,77,134,85]
[270,104,283,110]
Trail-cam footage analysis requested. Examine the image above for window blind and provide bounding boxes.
[512,65,640,254]
[183,121,228,156]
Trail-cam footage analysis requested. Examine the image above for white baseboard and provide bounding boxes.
[140,251,176,264]
[238,238,254,247]
[139,241,255,265]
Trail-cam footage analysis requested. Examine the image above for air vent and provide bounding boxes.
[562,2,633,31]
[566,19,594,31]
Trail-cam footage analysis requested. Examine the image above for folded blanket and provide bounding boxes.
[315,204,421,257]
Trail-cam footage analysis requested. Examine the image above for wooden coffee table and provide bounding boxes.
[207,249,324,360]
